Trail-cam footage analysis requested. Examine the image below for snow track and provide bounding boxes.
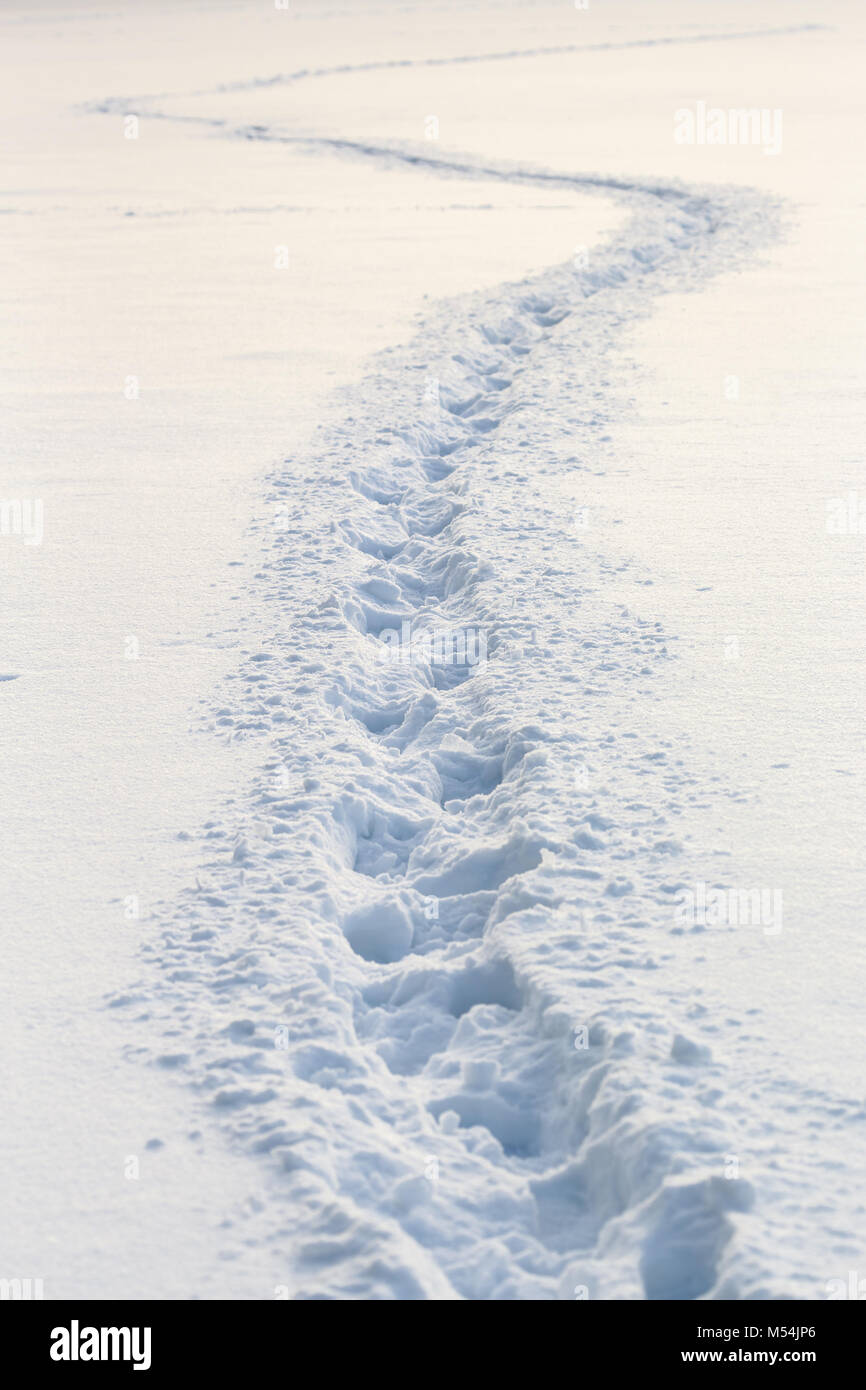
[104,74,788,1298]
[89,23,827,108]
[210,21,826,93]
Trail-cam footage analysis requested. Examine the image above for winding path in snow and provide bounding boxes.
[100,26,844,1299]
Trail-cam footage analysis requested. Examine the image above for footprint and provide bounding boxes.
[448,957,523,1017]
[343,898,415,964]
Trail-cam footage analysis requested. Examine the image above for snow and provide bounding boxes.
[2,0,864,1300]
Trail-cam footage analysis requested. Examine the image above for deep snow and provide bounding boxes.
[2,0,865,1300]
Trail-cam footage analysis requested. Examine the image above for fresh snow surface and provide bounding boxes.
[2,0,865,1301]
